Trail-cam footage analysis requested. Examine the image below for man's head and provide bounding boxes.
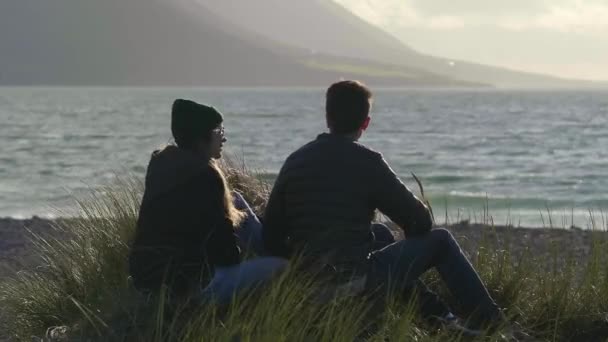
[325,80,373,138]
[171,99,226,159]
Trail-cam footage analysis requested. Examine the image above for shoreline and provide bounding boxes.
[1,216,605,279]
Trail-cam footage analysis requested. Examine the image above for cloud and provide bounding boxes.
[407,0,548,16]
[425,15,466,29]
[497,1,608,33]
[513,1,608,34]
[333,0,464,30]
[335,0,608,34]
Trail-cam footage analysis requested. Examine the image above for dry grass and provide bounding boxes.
[1,163,608,341]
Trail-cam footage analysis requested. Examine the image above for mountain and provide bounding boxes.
[199,0,421,69]
[0,0,480,87]
[200,0,605,88]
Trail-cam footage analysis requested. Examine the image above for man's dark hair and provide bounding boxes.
[326,80,372,134]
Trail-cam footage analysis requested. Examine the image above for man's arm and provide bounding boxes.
[371,153,433,237]
[262,167,291,257]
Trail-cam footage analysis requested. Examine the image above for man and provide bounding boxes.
[262,81,505,330]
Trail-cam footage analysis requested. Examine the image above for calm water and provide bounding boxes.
[1,87,607,228]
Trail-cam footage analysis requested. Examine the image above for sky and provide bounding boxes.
[334,0,608,81]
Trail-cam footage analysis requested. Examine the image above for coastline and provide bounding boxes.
[1,216,605,279]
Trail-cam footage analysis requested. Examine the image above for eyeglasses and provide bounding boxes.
[212,126,225,137]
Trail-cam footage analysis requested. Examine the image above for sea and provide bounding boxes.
[1,87,607,228]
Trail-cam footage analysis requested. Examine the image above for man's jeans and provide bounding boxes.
[201,192,286,303]
[368,224,502,327]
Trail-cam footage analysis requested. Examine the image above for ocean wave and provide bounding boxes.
[422,175,477,184]
[428,191,555,209]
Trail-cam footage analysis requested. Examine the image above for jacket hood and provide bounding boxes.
[142,145,210,203]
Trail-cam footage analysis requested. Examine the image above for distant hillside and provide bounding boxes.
[0,0,480,87]
[199,0,421,68]
[201,0,604,88]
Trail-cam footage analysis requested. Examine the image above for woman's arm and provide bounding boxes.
[233,191,265,255]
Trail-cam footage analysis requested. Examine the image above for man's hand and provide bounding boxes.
[411,172,435,224]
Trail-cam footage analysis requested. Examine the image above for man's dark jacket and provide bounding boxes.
[263,133,432,272]
[129,146,241,297]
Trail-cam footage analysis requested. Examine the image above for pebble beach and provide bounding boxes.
[1,217,605,279]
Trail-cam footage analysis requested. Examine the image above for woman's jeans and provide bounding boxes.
[368,224,503,327]
[201,192,286,303]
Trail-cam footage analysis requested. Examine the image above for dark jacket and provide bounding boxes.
[263,133,432,271]
[129,146,241,297]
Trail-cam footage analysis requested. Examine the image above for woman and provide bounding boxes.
[129,99,286,303]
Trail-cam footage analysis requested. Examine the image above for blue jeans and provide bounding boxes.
[370,224,451,319]
[201,257,287,303]
[367,226,503,327]
[201,192,286,303]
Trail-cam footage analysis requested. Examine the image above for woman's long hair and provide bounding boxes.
[210,159,246,228]
[172,119,246,228]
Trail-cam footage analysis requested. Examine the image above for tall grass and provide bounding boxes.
[1,164,608,341]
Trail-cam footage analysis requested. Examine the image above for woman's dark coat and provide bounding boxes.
[129,146,240,297]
